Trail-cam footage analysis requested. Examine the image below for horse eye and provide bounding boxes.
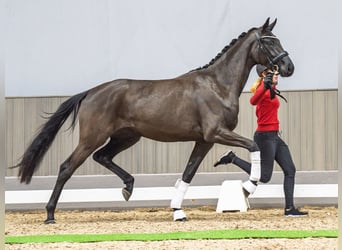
[266,40,275,46]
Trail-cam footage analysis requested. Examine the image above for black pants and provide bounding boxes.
[233,131,296,208]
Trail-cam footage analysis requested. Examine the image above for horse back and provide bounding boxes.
[78,75,239,141]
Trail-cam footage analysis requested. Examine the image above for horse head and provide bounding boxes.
[252,18,294,77]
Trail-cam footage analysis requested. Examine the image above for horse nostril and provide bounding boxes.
[283,61,294,76]
[287,64,294,76]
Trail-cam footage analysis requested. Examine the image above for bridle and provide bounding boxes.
[255,32,289,103]
[255,32,289,70]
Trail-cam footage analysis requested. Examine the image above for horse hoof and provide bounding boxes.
[175,217,187,222]
[173,209,187,221]
[122,188,132,201]
[44,219,56,224]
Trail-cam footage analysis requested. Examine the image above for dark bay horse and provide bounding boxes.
[16,18,294,223]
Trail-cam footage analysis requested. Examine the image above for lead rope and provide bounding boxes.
[269,87,287,103]
[274,89,288,103]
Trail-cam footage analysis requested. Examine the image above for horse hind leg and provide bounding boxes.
[93,135,141,201]
[171,142,213,221]
[45,142,101,224]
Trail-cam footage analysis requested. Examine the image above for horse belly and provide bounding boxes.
[127,98,201,141]
[135,121,202,142]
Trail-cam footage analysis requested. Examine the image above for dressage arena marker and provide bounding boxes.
[216,180,250,212]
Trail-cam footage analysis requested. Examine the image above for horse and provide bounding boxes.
[15,18,294,223]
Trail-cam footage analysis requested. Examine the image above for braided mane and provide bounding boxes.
[193,27,257,71]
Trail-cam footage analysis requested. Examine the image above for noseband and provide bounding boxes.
[255,32,288,69]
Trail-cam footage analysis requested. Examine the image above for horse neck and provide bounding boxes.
[210,37,255,95]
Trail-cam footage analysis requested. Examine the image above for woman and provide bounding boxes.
[214,64,308,217]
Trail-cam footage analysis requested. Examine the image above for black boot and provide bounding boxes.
[284,207,308,217]
[214,151,236,167]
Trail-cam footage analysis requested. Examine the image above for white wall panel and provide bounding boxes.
[5,0,339,97]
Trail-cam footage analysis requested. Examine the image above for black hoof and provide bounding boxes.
[175,217,187,222]
[122,188,132,201]
[44,219,56,224]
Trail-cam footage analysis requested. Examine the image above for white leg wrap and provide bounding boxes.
[170,179,189,209]
[250,151,261,181]
[242,180,257,194]
[173,209,187,221]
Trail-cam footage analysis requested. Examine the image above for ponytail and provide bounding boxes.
[250,77,262,93]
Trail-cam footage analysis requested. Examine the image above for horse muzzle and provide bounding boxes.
[277,56,295,77]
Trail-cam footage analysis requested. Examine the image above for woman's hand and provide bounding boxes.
[264,72,276,99]
[263,72,273,90]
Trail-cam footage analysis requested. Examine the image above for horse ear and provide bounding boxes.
[269,18,277,31]
[262,17,270,32]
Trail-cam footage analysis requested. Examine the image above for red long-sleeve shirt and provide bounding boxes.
[250,81,280,132]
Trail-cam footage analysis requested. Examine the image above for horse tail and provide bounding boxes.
[15,90,89,184]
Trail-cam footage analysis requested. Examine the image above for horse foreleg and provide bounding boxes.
[171,142,213,221]
[171,179,189,221]
[93,135,141,201]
